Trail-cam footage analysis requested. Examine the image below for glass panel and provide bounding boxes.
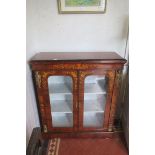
[83,75,107,127]
[48,76,73,127]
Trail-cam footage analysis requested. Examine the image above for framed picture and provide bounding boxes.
[58,0,107,14]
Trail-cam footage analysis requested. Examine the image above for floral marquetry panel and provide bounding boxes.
[39,71,77,89]
[31,63,124,71]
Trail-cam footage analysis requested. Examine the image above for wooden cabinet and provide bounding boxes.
[30,52,126,139]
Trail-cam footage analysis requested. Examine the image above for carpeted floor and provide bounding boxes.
[47,137,128,155]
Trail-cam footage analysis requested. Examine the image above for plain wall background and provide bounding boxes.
[26,0,128,145]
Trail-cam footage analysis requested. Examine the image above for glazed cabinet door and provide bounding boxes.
[34,70,78,133]
[78,70,115,132]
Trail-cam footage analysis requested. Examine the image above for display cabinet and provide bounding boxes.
[30,52,126,138]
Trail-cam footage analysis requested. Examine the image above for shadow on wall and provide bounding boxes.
[121,15,129,39]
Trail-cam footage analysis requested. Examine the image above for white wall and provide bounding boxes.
[26,0,128,145]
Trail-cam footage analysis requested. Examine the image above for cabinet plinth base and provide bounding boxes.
[42,130,123,139]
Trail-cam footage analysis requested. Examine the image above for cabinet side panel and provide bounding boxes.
[108,70,122,131]
[103,70,115,130]
[32,71,47,133]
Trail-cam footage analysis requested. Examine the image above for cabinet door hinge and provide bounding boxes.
[43,125,48,133]
[35,72,41,88]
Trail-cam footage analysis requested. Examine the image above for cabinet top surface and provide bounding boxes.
[30,52,126,63]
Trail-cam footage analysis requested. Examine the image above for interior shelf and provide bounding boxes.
[48,75,106,128]
[83,112,104,127]
[51,100,72,113]
[52,113,73,127]
[48,82,106,95]
[50,97,105,113]
[84,100,105,112]
[48,83,72,94]
[84,94,106,112]
[85,82,106,94]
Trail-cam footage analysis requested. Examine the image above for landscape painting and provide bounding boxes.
[58,0,106,13]
[65,0,101,7]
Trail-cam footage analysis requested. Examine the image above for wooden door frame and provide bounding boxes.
[78,69,115,132]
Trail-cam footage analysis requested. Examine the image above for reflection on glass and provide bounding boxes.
[48,76,73,127]
[83,75,107,127]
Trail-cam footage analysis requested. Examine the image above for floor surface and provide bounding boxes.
[47,136,128,155]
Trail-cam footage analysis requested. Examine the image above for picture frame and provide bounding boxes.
[57,0,107,14]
